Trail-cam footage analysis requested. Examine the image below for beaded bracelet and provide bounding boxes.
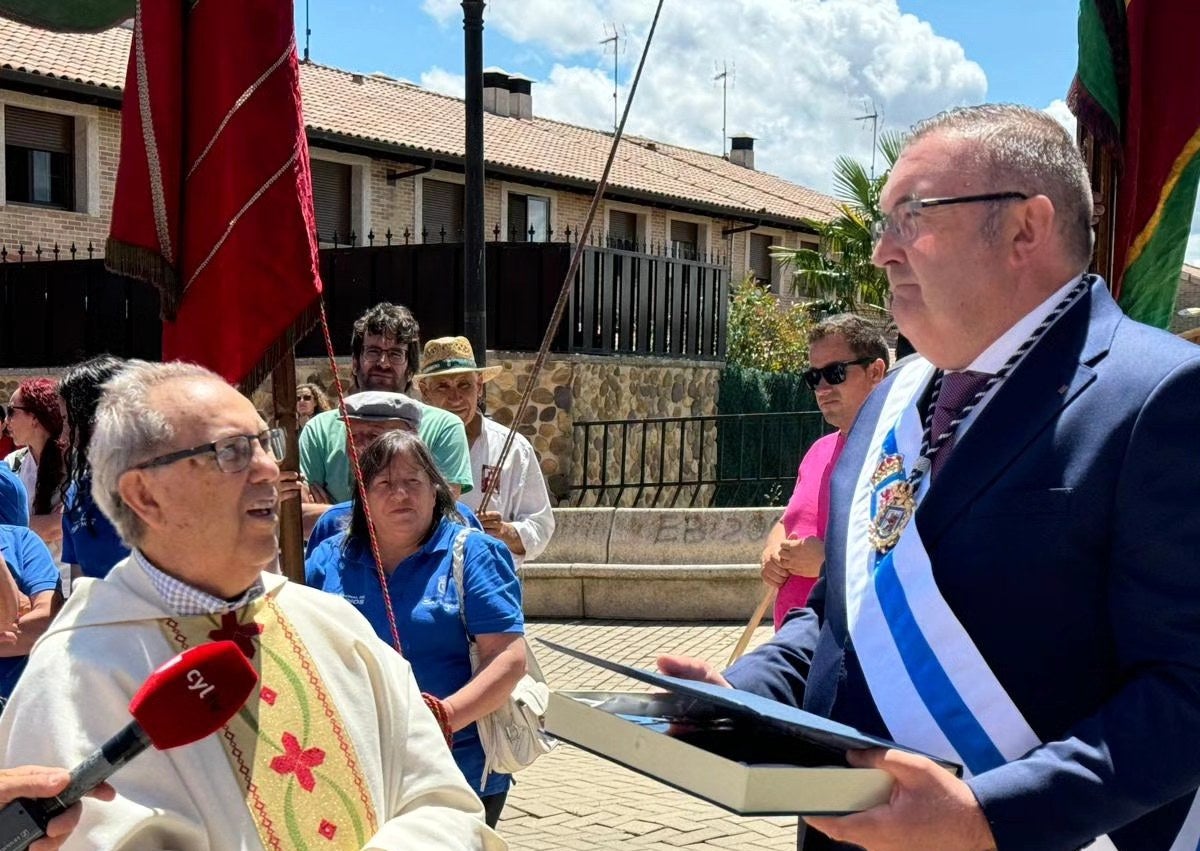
[421,692,453,746]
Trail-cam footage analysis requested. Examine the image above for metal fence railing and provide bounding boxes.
[569,411,830,508]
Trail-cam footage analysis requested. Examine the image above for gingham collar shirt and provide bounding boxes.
[133,549,265,616]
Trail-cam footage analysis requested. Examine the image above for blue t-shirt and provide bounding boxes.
[306,518,523,796]
[61,479,130,579]
[0,465,27,527]
[0,525,61,703]
[305,500,483,558]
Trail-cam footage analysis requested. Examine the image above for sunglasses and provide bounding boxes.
[4,405,29,418]
[803,358,874,389]
[297,394,314,401]
[132,428,286,474]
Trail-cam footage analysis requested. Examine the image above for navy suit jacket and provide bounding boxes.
[726,280,1200,851]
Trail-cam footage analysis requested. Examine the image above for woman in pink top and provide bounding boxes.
[760,316,889,629]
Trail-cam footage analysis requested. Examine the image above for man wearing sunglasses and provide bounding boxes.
[0,361,504,849]
[662,105,1200,851]
[760,316,887,630]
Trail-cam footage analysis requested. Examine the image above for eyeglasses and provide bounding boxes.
[803,358,875,389]
[132,428,286,474]
[4,405,29,418]
[297,394,314,402]
[361,347,407,366]
[871,192,1028,246]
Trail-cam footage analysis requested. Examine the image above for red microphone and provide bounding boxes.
[0,640,258,851]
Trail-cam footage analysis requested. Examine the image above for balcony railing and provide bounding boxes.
[0,238,730,367]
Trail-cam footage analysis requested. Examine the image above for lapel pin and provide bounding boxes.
[1058,384,1068,395]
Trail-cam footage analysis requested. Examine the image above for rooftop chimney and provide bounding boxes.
[483,68,511,117]
[508,74,533,120]
[730,134,755,169]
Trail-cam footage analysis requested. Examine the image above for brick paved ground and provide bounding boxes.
[499,619,799,850]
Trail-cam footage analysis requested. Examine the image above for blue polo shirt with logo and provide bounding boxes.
[305,517,523,796]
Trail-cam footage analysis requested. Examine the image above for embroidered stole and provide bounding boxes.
[160,596,378,851]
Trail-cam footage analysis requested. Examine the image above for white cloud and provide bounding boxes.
[421,0,987,197]
[1043,98,1077,136]
[419,66,465,98]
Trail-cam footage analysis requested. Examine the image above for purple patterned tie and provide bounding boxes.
[929,370,991,478]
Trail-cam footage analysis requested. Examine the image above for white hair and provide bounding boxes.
[88,361,224,546]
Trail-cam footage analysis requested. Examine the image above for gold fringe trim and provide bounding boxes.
[104,237,182,320]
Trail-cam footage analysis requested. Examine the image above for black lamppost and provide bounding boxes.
[462,1,487,365]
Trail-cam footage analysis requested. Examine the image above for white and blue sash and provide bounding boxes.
[844,357,1040,778]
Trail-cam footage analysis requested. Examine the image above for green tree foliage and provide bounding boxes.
[773,132,906,317]
[725,274,812,373]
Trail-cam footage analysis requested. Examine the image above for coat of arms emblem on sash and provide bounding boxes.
[867,453,915,553]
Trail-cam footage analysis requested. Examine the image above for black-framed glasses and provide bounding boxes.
[803,358,874,389]
[4,405,29,419]
[871,192,1029,246]
[296,394,314,401]
[132,428,286,474]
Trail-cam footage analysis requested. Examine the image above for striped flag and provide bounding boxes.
[105,0,321,391]
[1069,0,1200,329]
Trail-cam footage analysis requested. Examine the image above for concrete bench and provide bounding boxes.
[525,507,779,620]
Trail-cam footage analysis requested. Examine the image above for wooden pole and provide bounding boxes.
[1079,124,1119,289]
[727,586,775,667]
[272,352,305,584]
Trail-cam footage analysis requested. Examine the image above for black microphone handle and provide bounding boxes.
[0,721,152,851]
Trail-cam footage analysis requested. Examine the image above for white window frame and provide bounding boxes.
[499,181,558,242]
[0,91,101,216]
[308,147,371,245]
[414,169,465,243]
[665,211,712,260]
[603,199,650,250]
[744,226,789,293]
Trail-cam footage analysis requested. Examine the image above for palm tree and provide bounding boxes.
[772,132,905,318]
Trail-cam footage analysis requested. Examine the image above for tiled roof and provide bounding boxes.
[0,19,128,91]
[0,18,837,226]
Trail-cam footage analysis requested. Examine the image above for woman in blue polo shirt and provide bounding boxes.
[0,524,63,707]
[306,429,526,828]
[58,356,130,583]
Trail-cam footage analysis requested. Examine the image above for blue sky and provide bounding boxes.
[297,1,1080,111]
[294,1,1199,265]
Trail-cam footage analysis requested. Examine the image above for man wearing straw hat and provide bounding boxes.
[417,337,555,569]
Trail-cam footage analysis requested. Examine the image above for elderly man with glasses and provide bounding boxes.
[0,361,504,850]
[660,104,1200,851]
[759,315,888,630]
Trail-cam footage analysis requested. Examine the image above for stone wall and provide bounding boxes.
[3,352,723,509]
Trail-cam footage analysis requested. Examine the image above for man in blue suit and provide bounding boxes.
[661,104,1200,850]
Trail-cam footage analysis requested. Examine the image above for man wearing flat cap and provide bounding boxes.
[417,337,554,568]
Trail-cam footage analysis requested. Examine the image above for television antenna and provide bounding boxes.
[714,61,735,155]
[600,23,628,132]
[303,0,312,62]
[854,101,881,178]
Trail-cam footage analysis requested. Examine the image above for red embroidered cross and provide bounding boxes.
[269,732,326,792]
[318,820,337,840]
[208,612,264,659]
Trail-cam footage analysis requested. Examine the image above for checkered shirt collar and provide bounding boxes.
[133,549,265,616]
